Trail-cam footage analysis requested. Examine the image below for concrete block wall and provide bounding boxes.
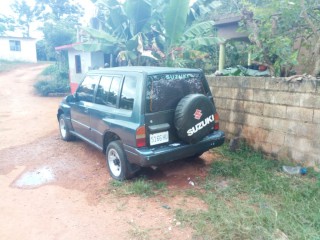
[207,76,320,167]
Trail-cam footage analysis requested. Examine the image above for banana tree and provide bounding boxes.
[77,0,162,65]
[164,0,224,67]
[77,0,223,67]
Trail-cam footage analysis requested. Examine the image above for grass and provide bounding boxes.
[0,60,25,72]
[109,178,167,198]
[107,142,320,239]
[127,221,151,240]
[176,143,320,240]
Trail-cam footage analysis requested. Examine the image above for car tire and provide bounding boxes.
[174,94,215,144]
[106,140,138,181]
[59,114,74,141]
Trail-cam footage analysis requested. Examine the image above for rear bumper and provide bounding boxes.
[124,130,225,167]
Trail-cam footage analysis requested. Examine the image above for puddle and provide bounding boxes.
[13,167,55,188]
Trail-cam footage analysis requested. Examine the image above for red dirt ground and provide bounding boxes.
[0,63,218,239]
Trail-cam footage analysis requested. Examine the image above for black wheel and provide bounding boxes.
[106,140,139,180]
[174,94,216,144]
[59,114,74,141]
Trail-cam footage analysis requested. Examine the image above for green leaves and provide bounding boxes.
[181,21,223,48]
[125,0,152,35]
[182,36,223,49]
[80,0,223,68]
[82,27,118,43]
[164,0,190,46]
[183,21,215,38]
[74,43,115,53]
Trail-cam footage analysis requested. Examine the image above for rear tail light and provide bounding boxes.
[214,113,219,130]
[136,126,146,147]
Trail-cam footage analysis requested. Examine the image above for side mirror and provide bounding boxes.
[66,94,77,103]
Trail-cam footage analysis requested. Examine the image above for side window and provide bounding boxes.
[120,77,136,110]
[95,76,112,105]
[77,76,99,102]
[107,76,122,107]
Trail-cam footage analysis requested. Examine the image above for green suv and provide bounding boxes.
[57,67,225,180]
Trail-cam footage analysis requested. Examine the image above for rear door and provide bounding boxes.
[144,72,208,147]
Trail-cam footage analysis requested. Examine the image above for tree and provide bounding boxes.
[0,14,15,35]
[36,0,84,60]
[217,0,319,76]
[35,0,84,22]
[300,0,320,76]
[77,0,222,68]
[41,21,76,60]
[9,0,41,37]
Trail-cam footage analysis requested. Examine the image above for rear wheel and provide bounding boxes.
[106,140,138,180]
[59,114,74,141]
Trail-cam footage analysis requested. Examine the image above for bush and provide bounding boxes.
[34,79,70,96]
[34,64,70,96]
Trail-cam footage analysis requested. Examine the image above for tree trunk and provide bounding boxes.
[312,38,320,76]
[300,0,320,76]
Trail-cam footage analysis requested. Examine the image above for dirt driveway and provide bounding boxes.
[0,64,216,240]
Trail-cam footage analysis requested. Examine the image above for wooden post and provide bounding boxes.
[218,43,225,72]
[248,51,252,66]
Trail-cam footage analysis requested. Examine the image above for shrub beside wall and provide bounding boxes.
[207,76,320,168]
[34,64,70,96]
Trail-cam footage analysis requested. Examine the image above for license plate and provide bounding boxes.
[150,131,169,146]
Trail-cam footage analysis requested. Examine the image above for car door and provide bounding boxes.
[90,75,123,147]
[70,75,100,140]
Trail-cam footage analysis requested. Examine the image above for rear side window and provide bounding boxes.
[77,75,99,102]
[95,76,112,105]
[107,76,122,107]
[146,73,205,113]
[120,77,137,110]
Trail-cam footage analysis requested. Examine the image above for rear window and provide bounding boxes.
[146,73,206,113]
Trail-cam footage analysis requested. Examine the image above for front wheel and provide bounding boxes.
[59,114,74,141]
[106,141,138,180]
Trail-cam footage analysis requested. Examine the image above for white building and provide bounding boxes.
[55,42,105,93]
[0,36,37,63]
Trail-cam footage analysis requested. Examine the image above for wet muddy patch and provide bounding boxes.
[13,167,55,189]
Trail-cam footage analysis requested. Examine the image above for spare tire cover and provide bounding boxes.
[174,94,215,144]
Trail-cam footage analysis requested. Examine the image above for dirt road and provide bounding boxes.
[0,64,214,239]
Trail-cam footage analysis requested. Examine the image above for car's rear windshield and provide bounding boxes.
[146,72,206,113]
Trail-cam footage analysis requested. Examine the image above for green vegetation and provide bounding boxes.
[1,0,83,60]
[213,0,320,76]
[176,143,320,240]
[76,0,221,71]
[34,64,70,96]
[109,142,320,239]
[109,178,167,198]
[0,60,24,72]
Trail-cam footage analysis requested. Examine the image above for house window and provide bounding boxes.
[75,55,82,73]
[9,40,21,51]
